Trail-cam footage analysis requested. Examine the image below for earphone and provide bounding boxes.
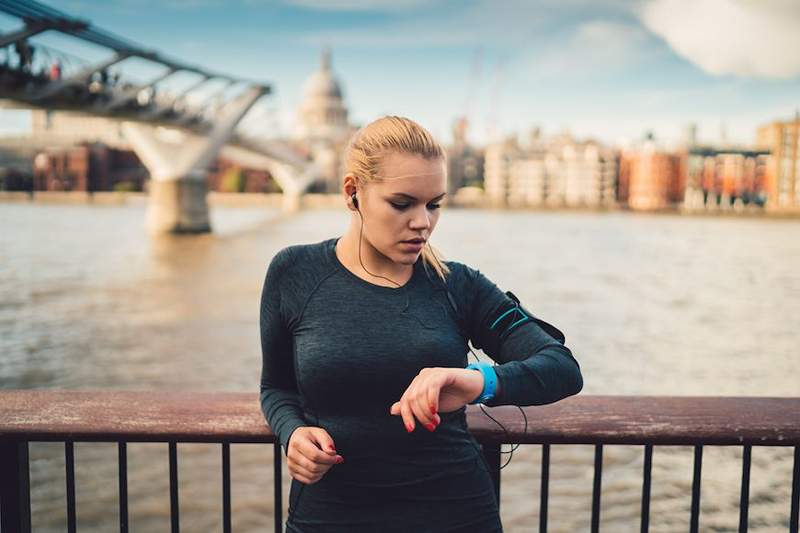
[350,191,359,210]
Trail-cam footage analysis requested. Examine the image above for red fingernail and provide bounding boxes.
[335,456,344,464]
[430,405,436,415]
[426,423,435,432]
[328,445,336,452]
[405,423,413,432]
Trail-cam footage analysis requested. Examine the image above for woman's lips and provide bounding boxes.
[400,241,424,251]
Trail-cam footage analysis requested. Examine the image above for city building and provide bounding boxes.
[549,137,617,208]
[206,159,280,194]
[446,117,484,199]
[484,129,617,208]
[619,138,683,211]
[756,114,800,211]
[682,147,769,211]
[483,134,520,206]
[31,142,146,192]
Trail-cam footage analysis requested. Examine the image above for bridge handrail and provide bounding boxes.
[1,390,798,445]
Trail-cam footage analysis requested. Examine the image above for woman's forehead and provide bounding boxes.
[372,173,446,198]
[373,153,446,194]
[379,152,445,177]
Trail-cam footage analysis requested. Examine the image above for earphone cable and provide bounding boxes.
[355,208,403,289]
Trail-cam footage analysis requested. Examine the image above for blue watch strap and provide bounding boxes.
[465,362,498,404]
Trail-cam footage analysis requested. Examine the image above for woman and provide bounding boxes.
[259,116,583,532]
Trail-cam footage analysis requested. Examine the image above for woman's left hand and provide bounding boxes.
[389,367,484,433]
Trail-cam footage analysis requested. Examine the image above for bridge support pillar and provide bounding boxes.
[282,191,302,214]
[147,177,211,234]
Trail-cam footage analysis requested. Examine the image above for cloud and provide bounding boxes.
[523,19,653,80]
[638,0,800,79]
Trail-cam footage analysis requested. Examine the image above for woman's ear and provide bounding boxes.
[342,173,357,195]
[342,174,358,211]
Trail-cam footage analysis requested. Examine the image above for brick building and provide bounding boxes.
[32,143,146,192]
[756,114,800,211]
[619,147,683,210]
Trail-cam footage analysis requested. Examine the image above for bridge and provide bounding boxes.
[0,0,318,233]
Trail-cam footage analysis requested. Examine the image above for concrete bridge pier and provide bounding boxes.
[124,124,216,234]
[282,191,302,214]
[147,174,211,234]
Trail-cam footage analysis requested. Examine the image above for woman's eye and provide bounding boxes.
[389,202,441,211]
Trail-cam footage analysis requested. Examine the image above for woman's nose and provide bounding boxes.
[410,206,431,230]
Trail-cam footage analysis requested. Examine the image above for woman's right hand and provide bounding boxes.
[286,426,344,485]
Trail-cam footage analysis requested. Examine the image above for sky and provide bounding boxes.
[1,0,799,148]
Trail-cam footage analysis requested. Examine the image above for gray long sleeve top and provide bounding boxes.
[259,237,583,457]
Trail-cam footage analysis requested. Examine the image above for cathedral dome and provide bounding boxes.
[302,50,343,100]
[297,48,349,141]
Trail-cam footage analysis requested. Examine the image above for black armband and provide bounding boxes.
[491,291,566,345]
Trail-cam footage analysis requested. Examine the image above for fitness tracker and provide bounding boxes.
[465,361,498,405]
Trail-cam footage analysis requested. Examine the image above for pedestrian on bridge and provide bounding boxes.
[13,39,34,73]
[49,59,61,81]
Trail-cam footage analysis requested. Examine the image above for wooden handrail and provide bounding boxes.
[1,391,799,446]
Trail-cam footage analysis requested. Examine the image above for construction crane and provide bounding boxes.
[485,54,507,144]
[454,46,483,145]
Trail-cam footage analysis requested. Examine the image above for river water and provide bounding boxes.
[1,202,798,532]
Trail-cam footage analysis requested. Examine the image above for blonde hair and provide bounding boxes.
[344,115,450,281]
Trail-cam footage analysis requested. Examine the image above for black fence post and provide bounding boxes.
[0,439,31,533]
[274,441,283,533]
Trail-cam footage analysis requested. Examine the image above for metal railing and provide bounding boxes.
[1,391,798,532]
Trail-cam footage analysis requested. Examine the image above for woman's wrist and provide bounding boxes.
[462,368,484,403]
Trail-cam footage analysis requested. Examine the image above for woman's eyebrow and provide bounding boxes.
[389,192,447,201]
